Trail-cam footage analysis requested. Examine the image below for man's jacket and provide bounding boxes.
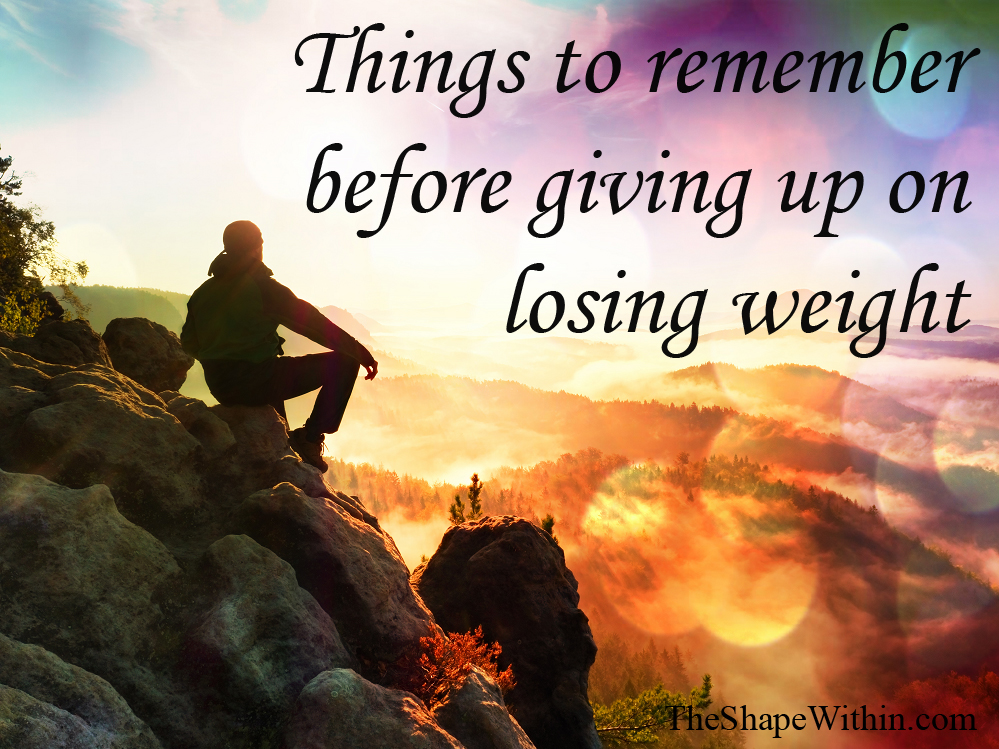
[181,260,374,367]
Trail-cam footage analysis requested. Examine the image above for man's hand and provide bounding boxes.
[364,361,378,380]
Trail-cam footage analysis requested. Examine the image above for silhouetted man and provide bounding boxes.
[181,220,376,472]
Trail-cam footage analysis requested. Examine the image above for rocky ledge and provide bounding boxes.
[0,317,598,749]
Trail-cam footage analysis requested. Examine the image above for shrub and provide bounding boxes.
[395,626,515,710]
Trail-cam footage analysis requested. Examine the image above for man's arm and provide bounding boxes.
[258,277,377,372]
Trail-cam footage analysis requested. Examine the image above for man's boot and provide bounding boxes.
[289,427,328,473]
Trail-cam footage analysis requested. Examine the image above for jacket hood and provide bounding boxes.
[207,251,273,279]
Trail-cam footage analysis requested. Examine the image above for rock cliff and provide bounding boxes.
[0,317,598,748]
[413,517,601,749]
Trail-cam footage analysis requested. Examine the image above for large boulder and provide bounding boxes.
[103,317,194,393]
[434,668,535,749]
[230,483,436,672]
[0,471,181,665]
[0,348,204,536]
[0,470,208,747]
[0,686,119,749]
[179,534,353,745]
[413,517,599,749]
[284,668,464,749]
[1,317,112,367]
[0,633,161,749]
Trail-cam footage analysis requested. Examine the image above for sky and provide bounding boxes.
[3,0,998,350]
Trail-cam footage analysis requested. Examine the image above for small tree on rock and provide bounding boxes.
[448,492,465,525]
[541,513,557,543]
[467,473,482,521]
[449,473,483,525]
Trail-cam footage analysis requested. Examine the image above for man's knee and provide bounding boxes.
[318,352,360,386]
[330,351,360,375]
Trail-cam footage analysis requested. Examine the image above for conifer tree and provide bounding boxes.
[541,513,557,543]
[467,473,482,521]
[448,492,465,525]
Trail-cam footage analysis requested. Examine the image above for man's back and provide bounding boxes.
[183,268,283,363]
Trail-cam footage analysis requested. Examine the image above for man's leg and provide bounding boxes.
[304,353,360,439]
[267,352,361,438]
[266,352,361,472]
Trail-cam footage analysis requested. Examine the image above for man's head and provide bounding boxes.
[222,220,263,261]
[208,220,265,276]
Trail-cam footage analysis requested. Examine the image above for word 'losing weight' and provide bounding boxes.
[507,263,971,359]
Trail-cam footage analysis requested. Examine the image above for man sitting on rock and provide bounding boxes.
[181,220,376,472]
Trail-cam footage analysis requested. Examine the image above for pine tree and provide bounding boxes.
[448,492,465,525]
[541,514,557,543]
[467,473,483,521]
[449,472,483,525]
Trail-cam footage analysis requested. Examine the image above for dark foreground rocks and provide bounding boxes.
[0,318,583,748]
[285,669,464,749]
[414,516,600,749]
[231,483,435,669]
[0,633,162,749]
[434,667,535,749]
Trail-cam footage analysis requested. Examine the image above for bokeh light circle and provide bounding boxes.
[579,464,818,647]
[869,26,970,140]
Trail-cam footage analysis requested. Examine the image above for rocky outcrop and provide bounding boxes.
[0,346,204,538]
[0,317,112,367]
[0,344,352,557]
[413,517,600,749]
[0,324,593,749]
[103,317,194,393]
[0,633,161,749]
[284,669,465,749]
[434,668,536,749]
[231,483,435,671]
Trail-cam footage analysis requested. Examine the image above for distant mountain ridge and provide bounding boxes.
[50,285,186,334]
[51,285,375,346]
